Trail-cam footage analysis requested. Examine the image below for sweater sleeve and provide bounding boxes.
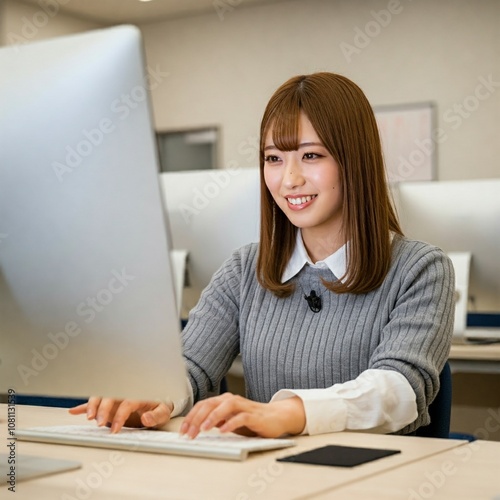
[368,243,455,433]
[181,246,250,402]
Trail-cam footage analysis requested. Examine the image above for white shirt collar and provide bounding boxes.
[281,230,348,283]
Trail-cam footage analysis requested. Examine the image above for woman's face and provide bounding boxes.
[263,112,343,239]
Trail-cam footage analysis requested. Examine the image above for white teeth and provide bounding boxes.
[288,195,316,205]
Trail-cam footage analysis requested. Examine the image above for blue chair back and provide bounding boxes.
[415,362,452,438]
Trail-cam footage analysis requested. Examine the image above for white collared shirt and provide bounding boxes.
[281,230,348,284]
[271,230,418,435]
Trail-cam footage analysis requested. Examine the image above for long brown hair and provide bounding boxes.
[256,72,403,297]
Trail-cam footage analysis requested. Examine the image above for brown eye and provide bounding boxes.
[264,155,280,163]
[303,152,322,160]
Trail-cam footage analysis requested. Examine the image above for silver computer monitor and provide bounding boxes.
[0,26,188,402]
[394,179,500,340]
[160,168,260,315]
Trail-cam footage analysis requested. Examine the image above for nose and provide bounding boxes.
[282,157,305,190]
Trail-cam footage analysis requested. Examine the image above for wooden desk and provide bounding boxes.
[311,440,500,499]
[449,343,500,374]
[3,405,465,500]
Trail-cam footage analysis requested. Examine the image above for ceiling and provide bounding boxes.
[18,0,291,25]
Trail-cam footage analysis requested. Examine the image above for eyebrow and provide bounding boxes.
[264,142,324,151]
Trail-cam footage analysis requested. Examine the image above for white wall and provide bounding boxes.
[0,0,101,46]
[1,0,497,180]
[140,0,499,180]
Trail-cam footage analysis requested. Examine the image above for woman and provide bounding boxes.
[71,73,455,439]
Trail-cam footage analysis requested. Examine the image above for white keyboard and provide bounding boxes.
[15,425,296,461]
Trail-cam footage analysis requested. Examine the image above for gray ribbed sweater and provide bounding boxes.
[182,236,455,434]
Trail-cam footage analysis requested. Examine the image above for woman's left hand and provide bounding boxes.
[179,393,306,439]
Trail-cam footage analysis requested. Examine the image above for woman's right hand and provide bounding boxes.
[68,397,173,433]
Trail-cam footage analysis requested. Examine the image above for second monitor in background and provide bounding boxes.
[160,168,260,317]
[395,178,500,342]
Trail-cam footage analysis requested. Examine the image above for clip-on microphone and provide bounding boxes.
[305,290,322,313]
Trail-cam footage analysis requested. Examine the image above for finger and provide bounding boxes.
[107,401,140,433]
[69,397,102,420]
[95,398,119,427]
[68,403,88,416]
[180,403,215,438]
[85,396,103,420]
[215,419,227,428]
[199,397,250,434]
[140,402,172,429]
[181,397,226,438]
[219,412,258,435]
[188,395,246,439]
[181,398,218,430]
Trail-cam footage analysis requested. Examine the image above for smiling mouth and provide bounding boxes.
[286,194,317,206]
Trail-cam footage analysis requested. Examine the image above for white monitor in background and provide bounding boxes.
[160,168,260,316]
[0,26,188,403]
[394,179,500,342]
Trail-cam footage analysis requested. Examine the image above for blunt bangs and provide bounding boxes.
[262,91,303,153]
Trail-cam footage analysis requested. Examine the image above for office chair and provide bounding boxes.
[415,362,452,438]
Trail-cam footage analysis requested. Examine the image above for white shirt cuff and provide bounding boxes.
[270,369,417,435]
[170,377,194,417]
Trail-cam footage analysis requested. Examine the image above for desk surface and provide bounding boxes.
[3,405,466,500]
[312,440,500,499]
[449,343,500,361]
[449,343,500,374]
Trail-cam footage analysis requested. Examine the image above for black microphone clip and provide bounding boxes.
[305,290,322,313]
